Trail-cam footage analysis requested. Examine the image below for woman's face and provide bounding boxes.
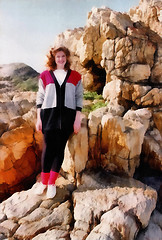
[55,51,67,69]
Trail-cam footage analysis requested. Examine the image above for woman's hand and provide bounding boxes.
[73,111,81,134]
[36,108,42,132]
[36,118,42,132]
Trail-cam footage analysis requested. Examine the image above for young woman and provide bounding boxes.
[35,46,83,198]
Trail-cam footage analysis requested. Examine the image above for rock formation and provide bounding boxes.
[0,172,159,240]
[0,91,42,201]
[0,0,162,239]
[54,0,162,177]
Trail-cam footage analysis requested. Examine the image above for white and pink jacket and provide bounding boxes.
[36,69,83,133]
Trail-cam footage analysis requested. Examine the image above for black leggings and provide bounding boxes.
[41,129,71,173]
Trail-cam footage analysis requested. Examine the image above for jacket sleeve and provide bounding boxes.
[75,79,83,111]
[36,78,45,108]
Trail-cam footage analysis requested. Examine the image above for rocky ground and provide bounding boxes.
[0,170,161,240]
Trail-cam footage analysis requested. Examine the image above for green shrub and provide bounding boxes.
[13,77,38,92]
[91,101,107,111]
[83,91,103,100]
[82,91,107,114]
[82,101,107,113]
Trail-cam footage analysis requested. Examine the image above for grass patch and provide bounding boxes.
[82,101,107,114]
[12,77,38,92]
[83,91,107,114]
[83,91,103,100]
[91,101,107,111]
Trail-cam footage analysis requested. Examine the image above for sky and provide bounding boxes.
[0,0,139,73]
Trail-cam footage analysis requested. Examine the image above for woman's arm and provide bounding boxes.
[74,78,83,134]
[73,111,82,134]
[35,78,45,132]
[36,108,42,132]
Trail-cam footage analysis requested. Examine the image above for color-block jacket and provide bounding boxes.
[36,69,83,133]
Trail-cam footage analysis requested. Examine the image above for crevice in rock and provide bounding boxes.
[134,156,162,212]
[84,60,106,94]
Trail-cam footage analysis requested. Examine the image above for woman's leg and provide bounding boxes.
[46,129,70,198]
[41,130,57,187]
[54,130,70,172]
[49,129,70,181]
[41,129,70,182]
[35,132,53,195]
[41,131,56,173]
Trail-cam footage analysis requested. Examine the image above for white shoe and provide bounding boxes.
[35,182,47,195]
[46,184,56,199]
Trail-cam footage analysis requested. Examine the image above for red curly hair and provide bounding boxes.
[46,46,71,71]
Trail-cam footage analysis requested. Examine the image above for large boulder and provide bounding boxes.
[62,116,88,182]
[88,108,152,177]
[129,0,162,38]
[0,92,42,201]
[71,171,157,240]
[0,176,72,239]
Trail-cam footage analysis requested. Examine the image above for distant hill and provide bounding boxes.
[0,63,39,92]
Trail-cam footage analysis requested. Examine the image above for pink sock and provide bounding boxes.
[41,172,50,185]
[48,171,59,185]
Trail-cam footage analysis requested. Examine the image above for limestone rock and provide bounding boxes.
[0,178,72,239]
[101,109,151,176]
[123,64,151,82]
[106,100,125,116]
[101,22,118,39]
[52,0,162,93]
[54,28,84,55]
[153,111,162,134]
[86,207,138,240]
[88,107,108,167]
[2,189,42,220]
[113,37,155,69]
[103,78,122,103]
[8,116,26,130]
[0,219,19,237]
[15,201,72,239]
[22,106,37,128]
[13,91,37,103]
[110,11,133,35]
[0,171,159,240]
[71,171,157,240]
[0,92,39,200]
[142,128,162,171]
[82,72,94,90]
[151,61,162,84]
[100,113,145,176]
[121,82,151,102]
[32,228,70,240]
[86,7,111,28]
[140,88,162,106]
[77,24,106,66]
[151,42,162,83]
[137,210,162,240]
[1,124,34,160]
[62,116,88,181]
[0,120,8,137]
[102,39,115,62]
[88,108,152,176]
[123,108,152,128]
[129,0,162,38]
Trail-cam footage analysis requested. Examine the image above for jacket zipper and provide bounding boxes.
[59,87,62,129]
